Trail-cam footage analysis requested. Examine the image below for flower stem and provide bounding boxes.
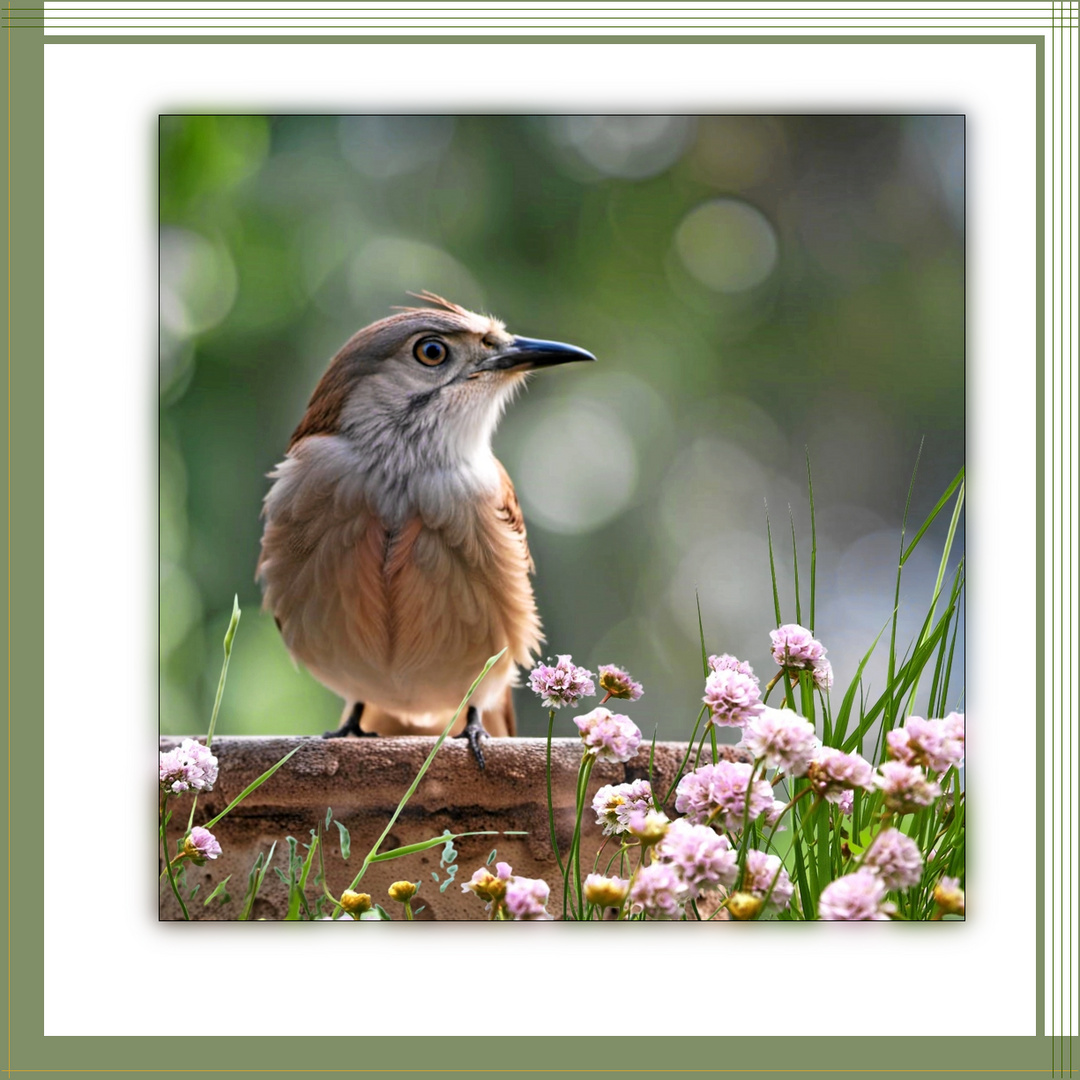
[160,794,189,921]
[545,710,565,876]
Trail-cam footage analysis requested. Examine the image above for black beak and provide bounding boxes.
[480,335,596,374]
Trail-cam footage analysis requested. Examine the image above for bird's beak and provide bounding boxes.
[476,336,596,375]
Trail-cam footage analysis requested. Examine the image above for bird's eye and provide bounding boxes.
[413,337,449,366]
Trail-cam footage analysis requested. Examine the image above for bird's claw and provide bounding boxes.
[321,702,375,739]
[455,706,487,769]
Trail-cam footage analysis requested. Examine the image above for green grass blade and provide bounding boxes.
[901,466,965,566]
[695,590,709,678]
[789,507,802,627]
[805,449,817,632]
[765,502,783,626]
[367,831,500,863]
[202,745,301,831]
[832,612,892,747]
[186,595,242,833]
[888,442,924,731]
[348,649,506,891]
[238,842,276,922]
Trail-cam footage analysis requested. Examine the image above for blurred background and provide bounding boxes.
[159,114,965,741]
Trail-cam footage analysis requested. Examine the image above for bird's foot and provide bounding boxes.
[454,706,487,769]
[322,702,376,739]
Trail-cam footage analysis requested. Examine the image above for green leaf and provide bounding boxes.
[188,884,201,900]
[374,904,392,921]
[202,746,301,831]
[238,842,276,922]
[486,849,498,865]
[204,875,233,906]
[335,820,351,861]
[325,806,333,831]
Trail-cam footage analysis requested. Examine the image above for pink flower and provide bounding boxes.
[674,761,774,832]
[811,658,834,691]
[629,861,684,918]
[862,828,924,890]
[742,849,794,911]
[504,876,553,920]
[655,818,739,897]
[591,779,653,836]
[159,738,219,794]
[764,798,789,829]
[597,664,644,701]
[461,861,513,906]
[770,623,827,670]
[703,667,764,729]
[877,760,943,814]
[708,653,755,678]
[807,747,876,803]
[887,713,965,774]
[837,789,855,816]
[182,826,222,863]
[528,655,596,709]
[573,707,642,763]
[741,706,819,776]
[818,869,896,921]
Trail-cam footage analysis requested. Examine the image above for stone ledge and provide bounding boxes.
[158,735,751,921]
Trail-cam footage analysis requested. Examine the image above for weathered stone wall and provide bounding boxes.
[157,736,750,921]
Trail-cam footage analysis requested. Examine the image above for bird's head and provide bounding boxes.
[290,292,595,471]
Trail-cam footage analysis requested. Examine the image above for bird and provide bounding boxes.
[257,292,595,767]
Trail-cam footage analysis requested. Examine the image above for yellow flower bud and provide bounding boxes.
[933,876,965,916]
[340,889,372,914]
[629,810,670,848]
[388,880,417,903]
[583,874,629,909]
[727,892,764,921]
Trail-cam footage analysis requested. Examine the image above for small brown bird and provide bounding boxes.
[257,293,595,765]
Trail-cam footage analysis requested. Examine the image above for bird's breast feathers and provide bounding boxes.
[257,434,542,717]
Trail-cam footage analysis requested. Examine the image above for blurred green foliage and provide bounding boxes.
[160,115,964,739]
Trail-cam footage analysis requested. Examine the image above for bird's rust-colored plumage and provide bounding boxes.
[257,297,594,747]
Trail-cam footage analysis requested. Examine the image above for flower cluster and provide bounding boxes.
[504,877,553,921]
[674,761,774,831]
[591,779,653,836]
[629,861,684,919]
[769,623,833,690]
[461,861,554,920]
[861,828,923,891]
[573,707,642,763]
[461,861,513,907]
[887,712,964,774]
[702,665,764,729]
[159,738,219,794]
[806,747,876,803]
[741,706,819,776]
[742,849,794,912]
[182,826,222,864]
[597,663,644,701]
[528,655,596,709]
[654,818,739,900]
[877,760,942,814]
[818,869,896,921]
[708,653,756,677]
